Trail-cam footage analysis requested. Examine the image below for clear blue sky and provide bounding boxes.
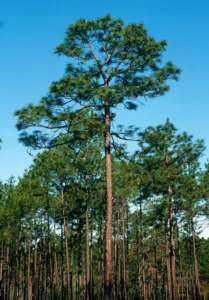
[1,0,209,182]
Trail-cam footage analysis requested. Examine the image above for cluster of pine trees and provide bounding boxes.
[0,15,209,300]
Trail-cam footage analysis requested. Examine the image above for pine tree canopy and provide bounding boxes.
[15,15,181,150]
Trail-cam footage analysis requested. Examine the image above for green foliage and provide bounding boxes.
[15,15,180,150]
[135,119,205,198]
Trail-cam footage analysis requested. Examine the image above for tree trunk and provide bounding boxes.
[23,240,27,300]
[154,236,158,300]
[177,220,184,300]
[0,242,3,300]
[113,212,119,300]
[166,153,177,300]
[85,205,90,300]
[104,103,113,299]
[169,192,177,300]
[90,230,94,299]
[139,198,146,300]
[28,239,32,300]
[61,223,64,300]
[166,220,172,300]
[85,174,91,300]
[98,223,104,300]
[61,188,71,300]
[122,200,127,300]
[77,217,83,300]
[191,218,201,299]
[33,233,37,300]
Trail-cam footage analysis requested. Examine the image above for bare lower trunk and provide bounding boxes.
[85,173,91,300]
[61,224,64,300]
[0,242,3,300]
[86,203,90,300]
[98,223,104,300]
[166,191,177,300]
[90,231,94,299]
[77,217,83,299]
[191,219,201,299]
[104,103,113,299]
[177,221,184,300]
[122,200,127,300]
[33,234,37,300]
[61,188,71,300]
[142,256,146,300]
[169,198,177,300]
[166,154,177,300]
[166,221,172,300]
[28,240,32,300]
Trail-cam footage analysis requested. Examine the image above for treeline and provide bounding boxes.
[0,120,209,300]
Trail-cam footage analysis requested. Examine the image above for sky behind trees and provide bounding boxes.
[0,0,209,181]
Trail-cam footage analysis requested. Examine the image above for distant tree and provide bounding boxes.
[15,15,181,297]
[135,119,204,299]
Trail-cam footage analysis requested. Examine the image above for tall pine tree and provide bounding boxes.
[15,15,181,298]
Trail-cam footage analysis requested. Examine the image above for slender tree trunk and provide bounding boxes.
[142,256,146,300]
[137,206,142,299]
[166,200,177,300]
[139,198,146,300]
[46,200,53,300]
[85,203,90,300]
[177,220,184,300]
[166,220,172,300]
[14,243,18,300]
[166,153,177,300]
[191,218,201,299]
[33,233,37,300]
[104,102,113,299]
[23,240,27,300]
[113,220,117,300]
[37,252,41,300]
[98,223,104,300]
[161,256,166,300]
[154,236,158,300]
[70,250,73,300]
[61,188,71,300]
[126,207,129,300]
[168,191,177,300]
[53,220,58,300]
[61,224,64,300]
[186,274,189,300]
[28,239,32,300]
[0,241,3,300]
[77,217,83,300]
[43,234,47,300]
[7,243,11,300]
[85,174,91,300]
[113,212,119,300]
[188,227,195,300]
[90,230,94,299]
[122,199,127,300]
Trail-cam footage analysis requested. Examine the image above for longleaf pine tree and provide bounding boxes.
[15,15,181,298]
[135,120,204,300]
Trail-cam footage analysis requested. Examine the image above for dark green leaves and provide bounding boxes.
[15,15,181,152]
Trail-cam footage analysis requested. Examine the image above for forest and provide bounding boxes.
[0,15,209,300]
